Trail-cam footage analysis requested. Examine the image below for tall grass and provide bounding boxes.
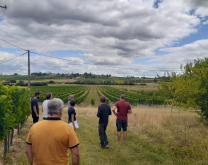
[128,106,208,164]
[74,106,208,165]
[2,106,208,165]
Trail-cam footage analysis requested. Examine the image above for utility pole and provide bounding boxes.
[27,50,31,89]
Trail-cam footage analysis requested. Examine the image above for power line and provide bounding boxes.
[0,38,27,51]
[0,51,27,64]
[31,51,74,62]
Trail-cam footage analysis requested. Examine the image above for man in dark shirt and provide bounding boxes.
[97,96,111,149]
[112,95,132,143]
[30,92,40,123]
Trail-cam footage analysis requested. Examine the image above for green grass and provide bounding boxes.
[2,106,208,165]
[72,106,208,165]
[81,86,100,106]
[77,118,171,165]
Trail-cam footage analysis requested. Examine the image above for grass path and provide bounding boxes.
[2,106,208,165]
[81,86,100,106]
[75,107,172,165]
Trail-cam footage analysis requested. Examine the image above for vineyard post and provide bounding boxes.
[3,136,7,159]
[17,123,20,135]
[10,129,14,146]
[28,50,31,89]
[7,133,10,151]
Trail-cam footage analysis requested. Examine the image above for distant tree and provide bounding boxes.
[10,80,16,84]
[17,80,25,86]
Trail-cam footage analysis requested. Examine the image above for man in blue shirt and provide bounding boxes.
[97,96,111,149]
[30,92,40,123]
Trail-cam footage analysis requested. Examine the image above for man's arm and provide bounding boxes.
[33,105,39,117]
[97,107,101,118]
[112,105,117,116]
[25,144,33,165]
[71,114,75,129]
[36,101,39,115]
[128,104,132,113]
[71,146,80,165]
[108,105,112,115]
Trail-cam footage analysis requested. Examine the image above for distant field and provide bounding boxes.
[2,106,208,165]
[31,85,89,104]
[31,84,166,106]
[112,83,159,91]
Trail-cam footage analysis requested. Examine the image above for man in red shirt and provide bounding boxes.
[112,95,132,143]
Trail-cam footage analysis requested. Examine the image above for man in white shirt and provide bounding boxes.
[42,93,52,119]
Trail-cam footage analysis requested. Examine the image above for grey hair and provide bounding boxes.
[48,98,64,115]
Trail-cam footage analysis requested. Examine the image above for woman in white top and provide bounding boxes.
[42,93,52,119]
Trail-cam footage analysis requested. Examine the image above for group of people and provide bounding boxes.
[97,95,132,149]
[27,92,132,165]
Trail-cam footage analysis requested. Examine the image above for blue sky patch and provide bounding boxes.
[171,23,208,47]
[47,50,85,57]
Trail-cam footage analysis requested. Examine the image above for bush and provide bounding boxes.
[0,86,30,140]
[48,80,55,84]
[2,80,16,86]
[17,81,48,86]
[91,99,95,106]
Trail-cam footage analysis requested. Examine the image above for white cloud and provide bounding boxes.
[85,54,133,65]
[0,0,207,76]
[136,39,208,75]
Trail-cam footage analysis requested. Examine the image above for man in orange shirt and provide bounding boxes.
[26,98,80,165]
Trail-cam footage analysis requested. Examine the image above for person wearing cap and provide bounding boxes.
[112,95,132,143]
[97,96,112,149]
[26,98,80,165]
[30,92,40,123]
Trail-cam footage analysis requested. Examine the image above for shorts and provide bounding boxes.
[116,119,128,132]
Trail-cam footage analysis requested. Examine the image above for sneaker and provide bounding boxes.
[101,145,109,149]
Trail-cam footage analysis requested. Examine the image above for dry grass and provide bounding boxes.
[112,83,159,91]
[74,106,208,164]
[2,105,208,165]
[128,106,208,164]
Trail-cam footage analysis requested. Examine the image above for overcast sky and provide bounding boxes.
[0,0,208,76]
